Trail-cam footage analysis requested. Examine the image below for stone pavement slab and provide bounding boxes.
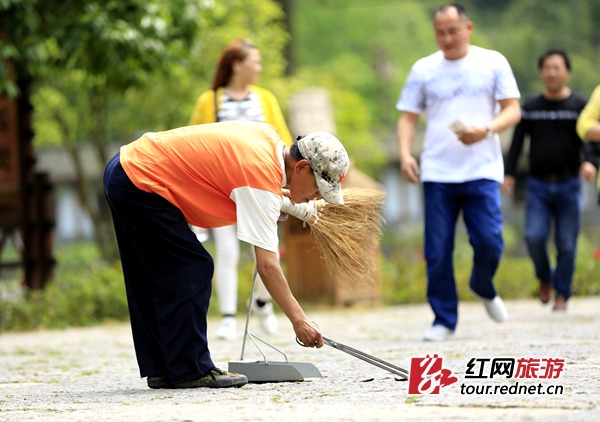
[0,297,599,421]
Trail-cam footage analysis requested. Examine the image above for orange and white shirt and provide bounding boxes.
[119,121,286,252]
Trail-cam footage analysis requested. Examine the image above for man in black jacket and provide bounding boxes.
[503,49,598,311]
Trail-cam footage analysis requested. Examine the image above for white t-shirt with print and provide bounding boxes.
[396,46,520,183]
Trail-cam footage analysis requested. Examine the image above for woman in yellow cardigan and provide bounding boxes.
[577,84,600,202]
[188,38,292,340]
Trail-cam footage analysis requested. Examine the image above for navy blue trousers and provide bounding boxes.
[103,152,215,383]
[525,176,582,299]
[423,179,504,330]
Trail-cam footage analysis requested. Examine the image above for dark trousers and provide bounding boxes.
[103,152,215,383]
[525,176,582,299]
[423,179,504,330]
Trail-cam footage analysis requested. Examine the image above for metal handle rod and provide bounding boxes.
[240,266,289,363]
[239,267,258,361]
[323,337,409,379]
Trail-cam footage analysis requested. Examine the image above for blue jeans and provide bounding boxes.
[423,179,504,330]
[525,176,582,299]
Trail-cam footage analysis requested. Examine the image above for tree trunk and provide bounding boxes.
[51,105,117,263]
[88,79,119,263]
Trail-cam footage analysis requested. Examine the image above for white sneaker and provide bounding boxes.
[423,325,454,342]
[473,292,508,323]
[253,301,278,335]
[215,316,237,340]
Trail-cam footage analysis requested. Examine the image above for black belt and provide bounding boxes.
[534,173,577,183]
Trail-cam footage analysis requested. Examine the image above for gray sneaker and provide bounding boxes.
[170,367,248,389]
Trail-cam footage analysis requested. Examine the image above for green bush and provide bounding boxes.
[380,225,600,305]
[0,240,256,332]
[0,243,128,332]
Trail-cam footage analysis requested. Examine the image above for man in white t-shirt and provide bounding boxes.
[396,3,521,341]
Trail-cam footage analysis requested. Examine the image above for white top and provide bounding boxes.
[230,141,286,253]
[218,92,266,122]
[396,46,520,183]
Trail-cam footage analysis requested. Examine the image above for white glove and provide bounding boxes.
[281,196,326,226]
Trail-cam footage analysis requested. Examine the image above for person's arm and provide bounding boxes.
[577,85,600,142]
[502,112,527,195]
[456,98,522,145]
[254,246,323,348]
[580,141,599,181]
[188,90,216,125]
[396,111,421,184]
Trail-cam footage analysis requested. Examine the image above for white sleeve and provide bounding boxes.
[230,186,281,253]
[396,64,425,114]
[493,52,521,101]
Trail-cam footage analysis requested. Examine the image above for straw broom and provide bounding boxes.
[283,187,386,286]
[311,187,386,285]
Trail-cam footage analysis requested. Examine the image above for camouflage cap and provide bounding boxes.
[297,132,350,205]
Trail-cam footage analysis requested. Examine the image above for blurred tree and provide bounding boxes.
[111,0,290,136]
[485,0,600,98]
[2,0,292,263]
[1,0,209,262]
[294,0,436,130]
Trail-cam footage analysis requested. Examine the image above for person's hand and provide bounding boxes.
[301,198,326,226]
[580,162,597,182]
[501,176,516,196]
[281,197,326,226]
[293,319,323,348]
[311,198,326,214]
[455,125,487,145]
[400,155,420,184]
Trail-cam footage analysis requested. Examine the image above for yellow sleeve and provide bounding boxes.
[577,85,600,140]
[253,86,293,146]
[189,90,217,125]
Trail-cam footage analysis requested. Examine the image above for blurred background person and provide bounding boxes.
[188,38,293,340]
[577,84,600,205]
[503,49,598,312]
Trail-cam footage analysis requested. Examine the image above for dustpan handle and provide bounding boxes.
[239,266,259,361]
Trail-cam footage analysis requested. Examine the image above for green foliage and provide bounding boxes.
[1,0,209,94]
[0,244,128,332]
[109,0,290,136]
[0,240,257,332]
[486,0,600,98]
[32,71,92,146]
[279,66,386,176]
[294,0,437,129]
[380,225,600,305]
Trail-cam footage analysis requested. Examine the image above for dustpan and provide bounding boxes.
[228,268,322,382]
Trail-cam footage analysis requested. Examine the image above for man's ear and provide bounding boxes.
[295,159,311,174]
